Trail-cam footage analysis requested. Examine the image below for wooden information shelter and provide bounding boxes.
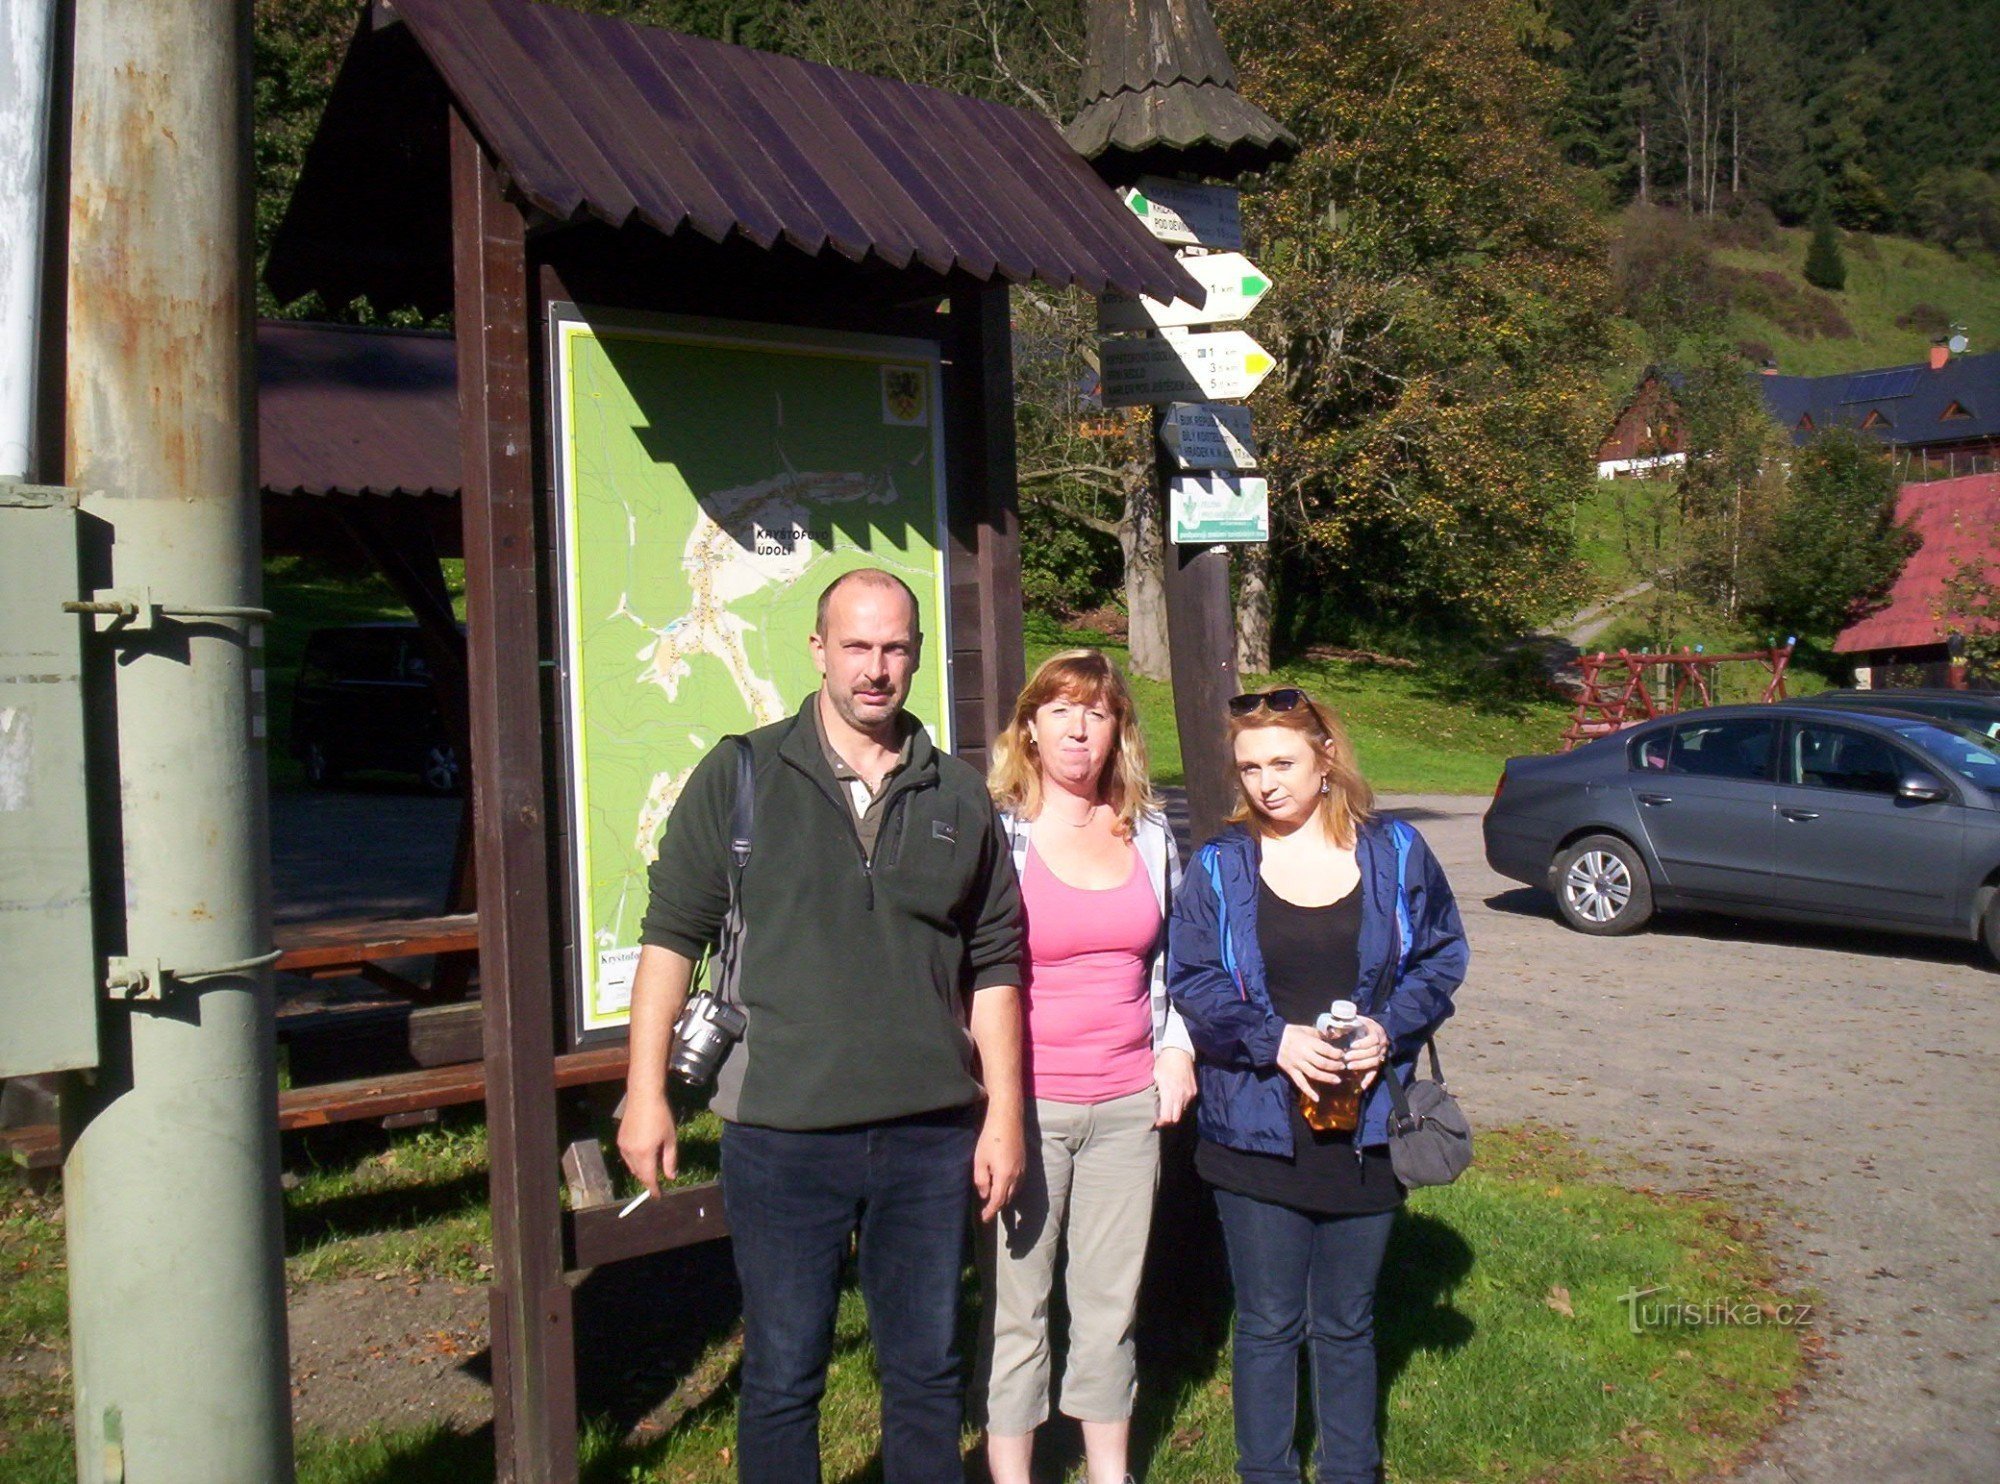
[266,2,1198,1476]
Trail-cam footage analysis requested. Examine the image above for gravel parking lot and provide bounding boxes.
[1393,794,2000,1484]
[271,787,2000,1477]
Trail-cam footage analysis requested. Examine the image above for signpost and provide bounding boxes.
[1098,251,1271,331]
[1120,175,1244,250]
[1100,330,1274,406]
[1170,472,1269,543]
[1160,401,1258,470]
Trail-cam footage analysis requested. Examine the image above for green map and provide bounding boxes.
[553,314,950,1033]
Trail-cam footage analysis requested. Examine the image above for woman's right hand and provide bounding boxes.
[1275,1023,1346,1101]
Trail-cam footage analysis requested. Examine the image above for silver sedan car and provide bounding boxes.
[1483,703,2000,959]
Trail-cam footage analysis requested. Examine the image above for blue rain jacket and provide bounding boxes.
[1166,816,1469,1155]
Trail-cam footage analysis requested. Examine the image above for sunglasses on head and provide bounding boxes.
[1228,687,1310,716]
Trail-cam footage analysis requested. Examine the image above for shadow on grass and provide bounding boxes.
[286,1171,489,1257]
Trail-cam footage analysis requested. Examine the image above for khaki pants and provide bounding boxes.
[976,1085,1161,1435]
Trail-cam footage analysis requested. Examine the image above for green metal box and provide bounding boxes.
[1,486,99,1077]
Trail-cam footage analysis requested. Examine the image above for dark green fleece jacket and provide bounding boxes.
[640,698,1022,1130]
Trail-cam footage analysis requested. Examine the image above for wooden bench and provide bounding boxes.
[4,1044,631,1171]
[274,911,480,1002]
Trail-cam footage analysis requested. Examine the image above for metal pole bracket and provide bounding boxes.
[64,587,274,632]
[105,949,283,1001]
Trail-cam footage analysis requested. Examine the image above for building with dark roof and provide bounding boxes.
[1597,347,2000,479]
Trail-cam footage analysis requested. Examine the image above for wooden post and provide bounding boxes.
[946,279,1025,759]
[449,107,577,1484]
[1155,410,1240,845]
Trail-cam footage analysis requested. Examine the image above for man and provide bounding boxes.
[618,567,1025,1482]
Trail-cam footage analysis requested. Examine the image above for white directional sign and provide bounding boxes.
[1161,402,1259,470]
[1120,176,1243,250]
[1170,473,1269,544]
[1099,331,1275,407]
[1099,252,1274,332]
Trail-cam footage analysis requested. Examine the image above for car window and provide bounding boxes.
[1787,722,1919,795]
[1881,719,2000,788]
[1629,730,1672,770]
[1664,718,1774,780]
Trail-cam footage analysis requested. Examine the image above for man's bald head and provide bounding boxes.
[814,568,921,638]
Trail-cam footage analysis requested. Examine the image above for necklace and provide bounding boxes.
[1042,797,1099,829]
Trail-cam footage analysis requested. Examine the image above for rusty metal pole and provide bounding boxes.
[60,1,294,1479]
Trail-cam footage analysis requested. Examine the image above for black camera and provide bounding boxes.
[668,992,747,1086]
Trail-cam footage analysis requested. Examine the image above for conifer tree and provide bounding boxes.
[1803,195,1846,291]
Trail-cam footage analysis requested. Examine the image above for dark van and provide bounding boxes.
[290,623,462,793]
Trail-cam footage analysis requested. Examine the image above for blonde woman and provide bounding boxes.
[979,648,1195,1484]
[1167,689,1467,1484]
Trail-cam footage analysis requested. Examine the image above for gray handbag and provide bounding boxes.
[1382,1039,1473,1187]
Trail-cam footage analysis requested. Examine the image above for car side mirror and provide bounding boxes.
[1897,774,1948,803]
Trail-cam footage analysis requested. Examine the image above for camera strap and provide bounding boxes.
[713,736,754,1010]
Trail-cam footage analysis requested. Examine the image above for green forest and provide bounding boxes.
[255,0,1999,673]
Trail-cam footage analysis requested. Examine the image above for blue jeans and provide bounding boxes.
[721,1110,979,1483]
[1213,1189,1396,1484]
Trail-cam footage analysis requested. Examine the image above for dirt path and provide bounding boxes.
[1400,794,2000,1483]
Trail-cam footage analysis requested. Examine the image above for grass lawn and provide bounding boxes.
[1713,229,2000,379]
[1027,622,1574,796]
[1,1122,1807,1484]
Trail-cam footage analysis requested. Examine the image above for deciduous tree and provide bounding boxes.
[1220,0,1620,637]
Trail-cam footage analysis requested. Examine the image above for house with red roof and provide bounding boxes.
[1833,472,2000,687]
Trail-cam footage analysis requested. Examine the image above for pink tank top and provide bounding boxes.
[1019,840,1160,1104]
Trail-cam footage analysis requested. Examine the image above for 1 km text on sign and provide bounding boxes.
[1099,252,1272,332]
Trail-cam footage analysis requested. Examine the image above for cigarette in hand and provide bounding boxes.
[618,1189,653,1219]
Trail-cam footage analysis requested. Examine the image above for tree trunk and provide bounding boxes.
[1234,541,1272,674]
[1638,113,1649,204]
[1122,480,1171,680]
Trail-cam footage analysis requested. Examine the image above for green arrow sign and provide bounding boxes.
[1099,252,1275,332]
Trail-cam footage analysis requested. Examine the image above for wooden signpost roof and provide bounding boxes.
[1066,0,1298,183]
[266,0,1201,315]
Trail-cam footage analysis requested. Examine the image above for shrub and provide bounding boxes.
[1803,205,1847,292]
[1614,205,1727,353]
[1717,267,1855,340]
[1707,198,1780,251]
[1910,168,2000,255]
[1895,302,1952,338]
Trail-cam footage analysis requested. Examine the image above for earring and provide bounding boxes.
[1319,779,1330,796]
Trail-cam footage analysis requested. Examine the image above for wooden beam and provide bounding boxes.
[566,1180,729,1270]
[945,279,1024,758]
[450,105,577,1484]
[1156,406,1239,844]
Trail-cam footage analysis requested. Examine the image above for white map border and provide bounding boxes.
[547,305,953,1040]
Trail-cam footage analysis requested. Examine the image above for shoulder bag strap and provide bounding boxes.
[713,736,753,1008]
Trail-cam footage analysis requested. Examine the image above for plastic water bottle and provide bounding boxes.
[1300,999,1362,1133]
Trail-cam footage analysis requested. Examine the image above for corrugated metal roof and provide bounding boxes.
[1834,472,2000,653]
[269,0,1200,309]
[1764,352,2000,447]
[259,320,460,498]
[1066,0,1296,182]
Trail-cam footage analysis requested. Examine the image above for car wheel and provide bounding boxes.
[1982,891,2000,969]
[1553,834,1654,936]
[419,742,462,795]
[303,741,339,789]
